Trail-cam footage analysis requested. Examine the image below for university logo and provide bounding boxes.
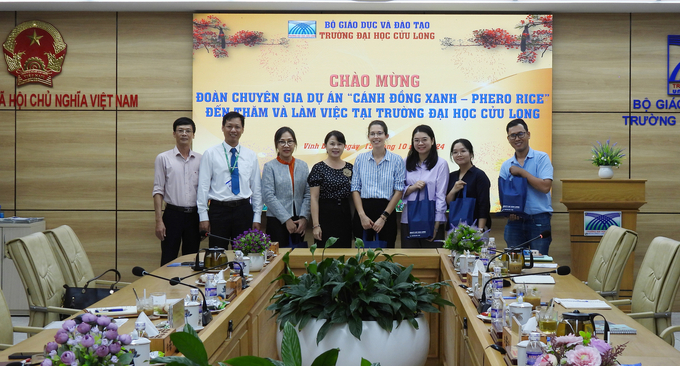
[288,21,316,39]
[3,20,67,86]
[584,211,621,236]
[667,35,680,95]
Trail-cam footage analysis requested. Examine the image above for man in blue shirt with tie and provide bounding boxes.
[197,111,263,248]
[499,118,553,255]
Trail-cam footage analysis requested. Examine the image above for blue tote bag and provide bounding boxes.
[448,185,476,230]
[498,175,528,217]
[362,230,387,248]
[407,187,436,239]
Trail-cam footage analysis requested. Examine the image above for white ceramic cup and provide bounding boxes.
[509,302,534,326]
[242,257,251,275]
[128,337,151,366]
[516,340,529,366]
[216,280,227,300]
[184,301,202,330]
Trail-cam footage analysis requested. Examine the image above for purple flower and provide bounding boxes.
[108,342,121,354]
[62,320,77,331]
[106,322,118,331]
[77,322,91,334]
[118,334,132,345]
[589,338,611,353]
[81,313,97,324]
[45,341,59,353]
[95,345,110,357]
[61,351,76,365]
[54,329,70,344]
[111,356,118,363]
[104,329,118,340]
[96,316,111,327]
[81,334,95,348]
[41,359,53,366]
[49,350,57,357]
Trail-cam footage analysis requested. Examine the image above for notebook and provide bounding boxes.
[595,320,637,334]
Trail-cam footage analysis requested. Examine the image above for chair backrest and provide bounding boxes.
[0,288,13,346]
[586,226,638,299]
[631,236,680,341]
[5,232,67,327]
[44,225,96,287]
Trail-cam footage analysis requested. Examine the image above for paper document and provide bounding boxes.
[512,275,556,284]
[532,263,558,268]
[553,298,612,310]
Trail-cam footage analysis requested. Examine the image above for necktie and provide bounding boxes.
[230,147,240,195]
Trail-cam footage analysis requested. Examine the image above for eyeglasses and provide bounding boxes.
[369,131,385,137]
[278,140,296,146]
[176,129,193,135]
[507,131,527,140]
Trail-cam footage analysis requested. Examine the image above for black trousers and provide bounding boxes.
[207,202,254,249]
[352,198,397,248]
[317,198,353,248]
[266,216,306,248]
[160,209,200,266]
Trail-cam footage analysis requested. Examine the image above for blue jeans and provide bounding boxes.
[504,213,552,255]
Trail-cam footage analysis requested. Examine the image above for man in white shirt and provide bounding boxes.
[197,111,263,248]
[153,117,202,265]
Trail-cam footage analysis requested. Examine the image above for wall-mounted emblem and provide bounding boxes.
[3,20,67,86]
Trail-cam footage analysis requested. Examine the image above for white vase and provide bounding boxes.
[248,252,265,272]
[277,316,430,366]
[598,165,614,179]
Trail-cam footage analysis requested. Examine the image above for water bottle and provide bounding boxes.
[205,274,217,305]
[493,266,503,291]
[526,331,543,366]
[190,288,200,303]
[480,247,489,268]
[488,237,496,255]
[491,290,504,334]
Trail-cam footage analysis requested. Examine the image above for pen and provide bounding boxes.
[96,308,125,312]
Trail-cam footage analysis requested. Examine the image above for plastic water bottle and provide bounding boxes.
[493,266,503,291]
[526,331,543,365]
[205,274,217,305]
[480,247,489,268]
[488,237,496,255]
[491,290,504,334]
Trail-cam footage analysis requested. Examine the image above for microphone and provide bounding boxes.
[478,266,571,313]
[505,230,551,252]
[199,230,237,243]
[174,261,248,291]
[132,267,213,326]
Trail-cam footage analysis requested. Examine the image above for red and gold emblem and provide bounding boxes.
[3,20,67,86]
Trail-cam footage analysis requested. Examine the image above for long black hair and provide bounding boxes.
[406,125,439,172]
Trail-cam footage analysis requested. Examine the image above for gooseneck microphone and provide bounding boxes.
[485,231,550,272]
[478,266,571,313]
[132,266,213,326]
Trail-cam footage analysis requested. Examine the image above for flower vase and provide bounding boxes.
[598,165,614,179]
[249,252,266,272]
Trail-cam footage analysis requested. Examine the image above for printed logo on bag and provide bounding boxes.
[3,20,67,86]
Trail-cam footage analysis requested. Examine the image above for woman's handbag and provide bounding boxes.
[362,230,387,248]
[407,188,436,239]
[448,184,476,229]
[63,269,121,309]
[498,175,528,217]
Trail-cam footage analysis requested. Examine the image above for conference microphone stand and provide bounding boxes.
[477,266,571,313]
[132,266,213,326]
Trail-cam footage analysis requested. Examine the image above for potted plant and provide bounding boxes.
[267,238,453,366]
[588,139,625,179]
[233,229,270,272]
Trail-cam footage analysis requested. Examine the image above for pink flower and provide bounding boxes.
[554,334,583,347]
[565,345,602,366]
[589,338,611,354]
[536,353,557,366]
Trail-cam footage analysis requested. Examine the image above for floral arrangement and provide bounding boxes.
[536,331,627,366]
[233,228,270,255]
[443,221,486,253]
[589,139,625,167]
[42,314,133,366]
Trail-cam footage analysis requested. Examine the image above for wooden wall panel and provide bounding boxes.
[0,111,15,210]
[0,12,18,103]
[16,210,116,280]
[631,14,679,109]
[631,115,680,212]
[116,211,162,283]
[552,113,631,212]
[117,111,188,210]
[117,13,192,111]
[13,12,116,110]
[16,111,116,209]
[553,14,630,112]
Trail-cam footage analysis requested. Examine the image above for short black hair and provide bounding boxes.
[450,138,474,161]
[324,130,346,145]
[506,118,529,133]
[223,111,245,127]
[173,117,196,132]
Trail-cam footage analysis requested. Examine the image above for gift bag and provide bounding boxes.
[362,230,387,248]
[498,175,528,217]
[407,188,436,239]
[448,185,476,229]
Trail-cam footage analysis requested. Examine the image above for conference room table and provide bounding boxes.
[2,248,680,366]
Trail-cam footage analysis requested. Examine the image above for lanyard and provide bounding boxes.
[223,144,239,174]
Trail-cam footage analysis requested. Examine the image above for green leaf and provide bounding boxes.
[348,314,363,340]
[310,348,339,366]
[361,359,381,366]
[168,330,209,366]
[118,352,134,366]
[281,322,302,366]
[355,238,364,248]
[220,356,275,366]
[316,320,332,344]
[310,243,317,256]
[324,237,338,248]
[150,356,200,366]
[265,359,286,366]
[394,265,413,284]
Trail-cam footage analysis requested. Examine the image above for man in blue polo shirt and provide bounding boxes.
[499,118,553,255]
